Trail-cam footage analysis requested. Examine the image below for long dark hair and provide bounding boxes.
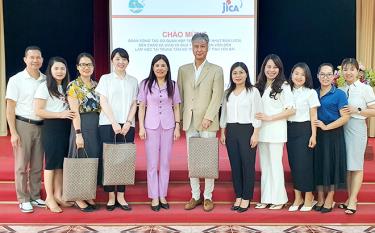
[143,54,174,98]
[255,54,287,99]
[45,57,70,98]
[226,62,253,100]
[288,62,313,89]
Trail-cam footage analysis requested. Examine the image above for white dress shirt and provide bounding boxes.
[339,80,375,119]
[193,60,207,82]
[220,87,263,128]
[96,72,138,126]
[288,86,320,122]
[6,69,46,120]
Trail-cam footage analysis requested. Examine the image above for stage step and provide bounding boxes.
[1,182,375,203]
[0,203,374,224]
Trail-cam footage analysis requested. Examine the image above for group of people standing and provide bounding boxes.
[6,33,374,216]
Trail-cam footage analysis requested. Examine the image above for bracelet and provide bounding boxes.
[75,129,82,134]
[175,121,180,124]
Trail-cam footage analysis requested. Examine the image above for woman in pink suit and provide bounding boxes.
[138,54,181,211]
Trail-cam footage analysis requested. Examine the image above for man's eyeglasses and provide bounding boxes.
[78,63,94,68]
[318,73,333,78]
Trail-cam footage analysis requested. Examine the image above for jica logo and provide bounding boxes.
[222,0,243,14]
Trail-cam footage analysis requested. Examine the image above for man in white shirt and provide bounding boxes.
[177,33,224,212]
[6,46,46,213]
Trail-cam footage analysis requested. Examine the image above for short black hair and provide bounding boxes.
[24,46,42,57]
[110,48,129,61]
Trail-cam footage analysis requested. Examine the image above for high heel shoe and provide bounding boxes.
[86,201,98,210]
[45,201,62,213]
[269,204,284,210]
[237,203,250,213]
[117,201,132,211]
[75,202,94,212]
[160,202,170,209]
[231,205,240,211]
[320,202,335,213]
[300,200,317,212]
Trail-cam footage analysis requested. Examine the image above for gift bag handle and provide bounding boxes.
[72,148,89,158]
[113,134,127,144]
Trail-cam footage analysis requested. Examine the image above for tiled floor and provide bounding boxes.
[0,225,374,233]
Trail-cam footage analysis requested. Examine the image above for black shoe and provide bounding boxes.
[106,203,116,211]
[160,202,170,209]
[231,205,240,211]
[151,204,160,212]
[117,202,132,211]
[74,202,94,212]
[86,201,98,210]
[320,206,333,213]
[313,204,323,211]
[237,204,250,213]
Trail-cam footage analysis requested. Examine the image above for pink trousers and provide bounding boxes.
[145,124,174,199]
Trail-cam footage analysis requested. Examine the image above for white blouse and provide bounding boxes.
[339,80,375,119]
[259,82,294,143]
[96,72,139,126]
[34,82,68,113]
[288,86,320,122]
[220,87,263,128]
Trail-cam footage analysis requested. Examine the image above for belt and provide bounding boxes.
[16,116,43,125]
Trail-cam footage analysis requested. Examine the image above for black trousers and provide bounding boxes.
[225,123,256,200]
[99,124,135,193]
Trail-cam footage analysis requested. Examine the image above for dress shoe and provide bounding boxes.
[288,203,303,212]
[269,204,284,210]
[75,202,94,212]
[86,202,98,210]
[184,198,203,210]
[237,204,250,213]
[313,205,322,211]
[300,201,317,212]
[254,203,269,209]
[151,204,160,212]
[320,202,335,213]
[203,199,214,212]
[231,205,240,211]
[106,203,116,211]
[160,202,170,209]
[338,203,348,209]
[117,202,132,211]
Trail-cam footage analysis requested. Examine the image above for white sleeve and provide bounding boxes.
[34,82,49,100]
[219,92,227,129]
[280,83,295,109]
[308,89,321,108]
[251,88,263,128]
[364,85,375,106]
[5,77,19,101]
[95,75,107,97]
[132,79,139,101]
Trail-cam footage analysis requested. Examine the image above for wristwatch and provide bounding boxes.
[75,129,82,134]
[357,107,362,114]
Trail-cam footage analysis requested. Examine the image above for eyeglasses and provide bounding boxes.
[318,73,333,78]
[78,63,94,68]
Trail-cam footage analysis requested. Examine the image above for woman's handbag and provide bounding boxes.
[188,137,219,179]
[102,136,136,185]
[62,149,98,201]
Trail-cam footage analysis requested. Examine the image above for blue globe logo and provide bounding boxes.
[129,0,145,14]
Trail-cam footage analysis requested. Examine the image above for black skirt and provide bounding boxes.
[42,119,71,170]
[286,121,314,192]
[68,112,100,158]
[314,127,347,191]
